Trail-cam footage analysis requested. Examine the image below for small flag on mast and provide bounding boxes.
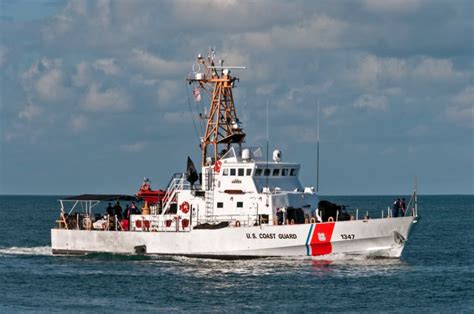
[193,87,201,102]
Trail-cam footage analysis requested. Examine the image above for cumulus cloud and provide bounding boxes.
[93,58,120,76]
[20,58,69,103]
[18,104,42,121]
[130,49,187,77]
[413,57,462,81]
[80,84,129,112]
[354,55,408,87]
[234,14,347,51]
[353,94,388,110]
[446,86,474,127]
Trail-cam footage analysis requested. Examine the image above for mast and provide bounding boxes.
[316,100,320,193]
[187,51,246,167]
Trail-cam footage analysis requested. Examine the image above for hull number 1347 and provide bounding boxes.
[340,234,355,240]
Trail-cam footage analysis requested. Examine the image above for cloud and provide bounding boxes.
[93,58,120,76]
[80,84,129,112]
[71,115,87,132]
[413,57,462,81]
[157,80,181,106]
[0,46,5,66]
[130,49,187,77]
[446,86,474,127]
[36,68,64,101]
[234,14,347,51]
[362,0,424,14]
[120,141,147,153]
[353,94,388,111]
[354,55,408,87]
[18,104,42,121]
[72,62,90,87]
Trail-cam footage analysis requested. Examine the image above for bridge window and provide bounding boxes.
[290,169,296,176]
[272,169,280,176]
[246,168,252,176]
[282,168,288,176]
[264,168,271,176]
[255,169,262,176]
[223,168,229,176]
[237,201,243,208]
[217,202,223,208]
[230,168,236,176]
[238,168,244,176]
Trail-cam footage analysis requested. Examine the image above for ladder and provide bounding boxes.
[204,168,215,222]
[162,173,186,214]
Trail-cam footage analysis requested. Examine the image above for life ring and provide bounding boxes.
[213,160,222,173]
[143,220,150,231]
[235,220,241,227]
[310,217,316,224]
[180,201,190,214]
[135,220,142,229]
[328,217,334,222]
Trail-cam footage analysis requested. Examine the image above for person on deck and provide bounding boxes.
[123,204,131,221]
[141,177,151,191]
[392,199,401,217]
[130,201,139,215]
[114,201,123,220]
[106,203,114,217]
[400,198,407,216]
[276,208,284,225]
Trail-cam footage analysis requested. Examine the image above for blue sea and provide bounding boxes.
[0,195,472,312]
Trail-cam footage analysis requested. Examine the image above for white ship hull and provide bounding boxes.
[51,216,417,258]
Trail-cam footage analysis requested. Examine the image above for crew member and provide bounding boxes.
[106,203,114,216]
[114,201,123,220]
[400,198,407,216]
[141,177,151,191]
[123,204,131,220]
[392,199,401,217]
[130,201,139,215]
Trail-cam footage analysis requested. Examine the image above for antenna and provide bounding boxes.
[414,176,418,217]
[265,100,269,207]
[316,100,320,193]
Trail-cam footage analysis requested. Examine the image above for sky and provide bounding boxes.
[0,0,473,195]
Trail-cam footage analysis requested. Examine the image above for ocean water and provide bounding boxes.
[0,195,473,312]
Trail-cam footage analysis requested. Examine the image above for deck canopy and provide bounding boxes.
[62,194,139,202]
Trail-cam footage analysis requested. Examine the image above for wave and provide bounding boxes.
[0,246,52,256]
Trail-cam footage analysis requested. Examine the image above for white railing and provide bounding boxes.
[162,173,190,214]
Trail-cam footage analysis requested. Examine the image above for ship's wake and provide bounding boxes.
[0,246,52,256]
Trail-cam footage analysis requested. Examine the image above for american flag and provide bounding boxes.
[193,87,201,102]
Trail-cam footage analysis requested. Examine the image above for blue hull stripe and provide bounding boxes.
[305,224,314,256]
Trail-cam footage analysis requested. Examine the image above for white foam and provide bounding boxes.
[0,246,52,256]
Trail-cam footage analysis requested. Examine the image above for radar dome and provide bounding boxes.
[273,149,282,162]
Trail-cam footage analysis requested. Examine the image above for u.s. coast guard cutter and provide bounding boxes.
[51,51,418,258]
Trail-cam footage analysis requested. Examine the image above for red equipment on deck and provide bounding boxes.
[136,188,165,205]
